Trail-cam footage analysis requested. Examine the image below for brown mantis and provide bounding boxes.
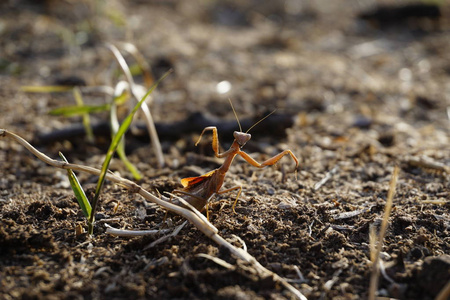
[171,101,299,216]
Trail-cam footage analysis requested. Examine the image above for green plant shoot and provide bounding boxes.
[59,152,92,219]
[49,103,111,116]
[73,87,94,142]
[110,93,142,180]
[88,69,172,234]
[21,85,74,93]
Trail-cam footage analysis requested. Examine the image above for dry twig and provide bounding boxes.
[314,166,339,191]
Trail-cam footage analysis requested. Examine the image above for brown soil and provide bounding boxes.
[1,1,449,299]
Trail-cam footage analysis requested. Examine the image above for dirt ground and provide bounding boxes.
[1,1,449,299]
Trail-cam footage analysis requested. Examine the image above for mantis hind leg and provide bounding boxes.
[217,186,242,213]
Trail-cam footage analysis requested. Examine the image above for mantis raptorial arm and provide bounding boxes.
[195,126,234,158]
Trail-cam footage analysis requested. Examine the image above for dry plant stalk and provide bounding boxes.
[0,129,307,300]
[106,43,165,168]
[368,166,399,300]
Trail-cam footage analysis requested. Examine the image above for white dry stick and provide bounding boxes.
[105,223,171,237]
[323,269,342,291]
[379,260,395,284]
[293,265,306,283]
[421,199,448,205]
[144,220,188,249]
[331,204,375,220]
[106,43,165,168]
[0,129,307,300]
[118,42,152,84]
[230,234,247,252]
[314,166,339,191]
[405,155,450,174]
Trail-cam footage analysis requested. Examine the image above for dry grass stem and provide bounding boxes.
[106,43,165,168]
[118,42,153,86]
[368,165,399,300]
[197,253,235,270]
[230,234,247,252]
[0,129,307,300]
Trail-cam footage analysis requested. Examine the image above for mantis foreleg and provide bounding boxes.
[195,126,234,158]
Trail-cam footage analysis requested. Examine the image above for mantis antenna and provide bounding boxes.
[246,109,277,133]
[228,98,277,134]
[228,98,243,132]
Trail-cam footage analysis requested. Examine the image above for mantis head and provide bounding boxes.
[233,131,251,148]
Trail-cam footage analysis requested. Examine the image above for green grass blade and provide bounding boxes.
[73,87,94,142]
[59,152,92,219]
[129,63,143,76]
[49,93,127,117]
[110,96,142,180]
[88,69,172,231]
[21,85,74,93]
[49,103,111,117]
[117,145,142,179]
[113,91,129,105]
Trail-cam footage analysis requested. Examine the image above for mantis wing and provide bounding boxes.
[180,169,216,188]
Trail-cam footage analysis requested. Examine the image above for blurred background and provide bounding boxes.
[0,0,449,153]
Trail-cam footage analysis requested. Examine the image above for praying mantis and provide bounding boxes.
[171,101,299,216]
